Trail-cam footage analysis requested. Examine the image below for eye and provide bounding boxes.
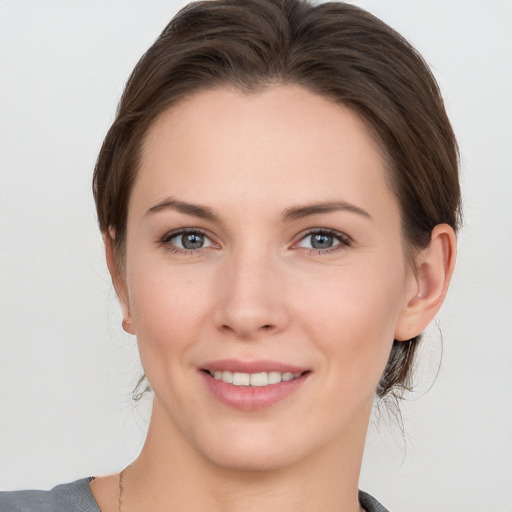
[295,229,351,252]
[162,229,216,252]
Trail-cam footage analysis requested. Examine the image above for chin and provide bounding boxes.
[188,418,331,474]
[203,441,304,473]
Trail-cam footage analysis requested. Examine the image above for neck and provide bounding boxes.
[121,398,370,512]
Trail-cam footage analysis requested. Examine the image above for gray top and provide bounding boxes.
[0,477,389,512]
[0,478,100,512]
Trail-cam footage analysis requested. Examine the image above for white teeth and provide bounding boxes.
[232,372,250,386]
[211,370,302,386]
[221,371,233,383]
[268,371,281,384]
[250,372,268,387]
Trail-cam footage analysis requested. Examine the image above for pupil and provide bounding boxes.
[182,233,204,249]
[311,233,333,249]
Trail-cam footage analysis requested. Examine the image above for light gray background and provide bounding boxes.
[0,1,511,510]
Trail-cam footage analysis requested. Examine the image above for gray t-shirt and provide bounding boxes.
[0,477,389,511]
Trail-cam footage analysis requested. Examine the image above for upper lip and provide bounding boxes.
[201,359,309,374]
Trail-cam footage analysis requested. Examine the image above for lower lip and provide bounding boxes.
[201,372,309,412]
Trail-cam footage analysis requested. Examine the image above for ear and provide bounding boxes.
[104,230,136,335]
[395,224,457,341]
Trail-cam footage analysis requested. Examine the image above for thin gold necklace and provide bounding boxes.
[118,465,130,512]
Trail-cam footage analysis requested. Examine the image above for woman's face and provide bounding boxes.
[120,85,418,471]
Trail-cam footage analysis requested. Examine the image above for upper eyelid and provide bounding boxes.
[160,228,217,253]
[159,227,352,247]
[295,227,352,243]
[162,227,211,241]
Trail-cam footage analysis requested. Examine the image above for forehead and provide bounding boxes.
[133,84,397,222]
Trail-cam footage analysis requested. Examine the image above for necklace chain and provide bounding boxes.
[118,465,129,512]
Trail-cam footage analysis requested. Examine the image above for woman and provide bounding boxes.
[0,0,459,510]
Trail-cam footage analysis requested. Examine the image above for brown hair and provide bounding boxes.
[93,0,460,399]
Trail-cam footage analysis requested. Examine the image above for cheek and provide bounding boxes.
[126,260,214,366]
[292,260,407,387]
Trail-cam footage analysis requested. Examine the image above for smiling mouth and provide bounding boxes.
[204,370,307,387]
[201,364,310,410]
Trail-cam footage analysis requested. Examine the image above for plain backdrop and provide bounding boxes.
[0,1,511,510]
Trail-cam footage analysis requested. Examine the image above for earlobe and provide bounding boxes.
[395,224,457,341]
[104,230,136,335]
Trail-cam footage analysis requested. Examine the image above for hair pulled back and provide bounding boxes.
[93,0,461,399]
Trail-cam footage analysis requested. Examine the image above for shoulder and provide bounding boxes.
[359,489,390,512]
[0,477,101,512]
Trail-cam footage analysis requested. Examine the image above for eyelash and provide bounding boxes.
[159,228,352,255]
[159,228,213,256]
[296,228,352,255]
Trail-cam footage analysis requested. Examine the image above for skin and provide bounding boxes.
[90,85,456,512]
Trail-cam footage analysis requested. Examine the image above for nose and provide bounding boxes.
[213,249,290,340]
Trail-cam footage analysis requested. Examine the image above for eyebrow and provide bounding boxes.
[281,201,372,222]
[145,197,221,222]
[145,197,372,223]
